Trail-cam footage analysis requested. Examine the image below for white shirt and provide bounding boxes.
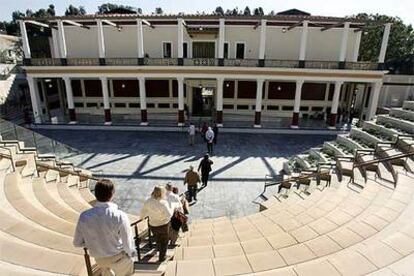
[140,198,174,227]
[73,202,135,258]
[206,129,214,142]
[167,191,183,212]
[188,125,195,135]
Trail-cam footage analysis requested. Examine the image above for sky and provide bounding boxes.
[0,0,413,25]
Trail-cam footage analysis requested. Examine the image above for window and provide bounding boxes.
[183,42,188,58]
[114,103,126,108]
[158,103,170,108]
[163,42,172,58]
[223,104,234,109]
[282,106,294,111]
[237,105,249,110]
[129,103,140,108]
[74,102,84,108]
[224,42,229,59]
[267,105,279,110]
[236,43,245,59]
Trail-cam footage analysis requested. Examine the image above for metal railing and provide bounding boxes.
[27,57,380,70]
[224,59,258,67]
[183,58,217,66]
[144,58,178,66]
[261,168,331,197]
[0,118,85,165]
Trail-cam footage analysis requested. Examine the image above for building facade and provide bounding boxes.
[20,12,392,128]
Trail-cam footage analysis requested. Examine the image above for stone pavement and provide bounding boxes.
[35,129,335,220]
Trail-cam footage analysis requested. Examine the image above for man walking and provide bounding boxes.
[212,123,219,145]
[188,122,196,146]
[198,154,213,187]
[73,179,135,276]
[205,127,215,154]
[184,165,201,202]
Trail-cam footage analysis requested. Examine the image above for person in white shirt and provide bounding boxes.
[165,183,183,245]
[188,123,196,146]
[140,186,174,262]
[73,179,135,276]
[205,127,215,154]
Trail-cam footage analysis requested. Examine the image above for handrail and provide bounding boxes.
[0,151,15,171]
[35,161,99,182]
[353,151,414,169]
[261,169,331,197]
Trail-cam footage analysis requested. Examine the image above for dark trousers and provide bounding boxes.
[150,223,170,261]
[207,142,213,154]
[188,185,197,201]
[202,172,209,186]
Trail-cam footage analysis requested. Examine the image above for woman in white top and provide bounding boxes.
[140,186,174,262]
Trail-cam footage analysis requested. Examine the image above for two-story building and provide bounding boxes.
[20,9,391,128]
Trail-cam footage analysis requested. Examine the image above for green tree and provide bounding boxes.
[349,13,414,62]
[155,7,163,14]
[97,3,137,14]
[65,5,87,16]
[243,6,251,16]
[214,6,224,16]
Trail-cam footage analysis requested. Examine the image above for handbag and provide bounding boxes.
[174,210,188,224]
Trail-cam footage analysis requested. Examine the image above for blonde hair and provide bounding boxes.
[151,186,166,200]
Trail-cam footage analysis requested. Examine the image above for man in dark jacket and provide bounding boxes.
[198,154,213,187]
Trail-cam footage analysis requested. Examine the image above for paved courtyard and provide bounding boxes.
[36,129,335,220]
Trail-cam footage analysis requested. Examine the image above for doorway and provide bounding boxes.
[192,42,215,58]
[192,87,214,116]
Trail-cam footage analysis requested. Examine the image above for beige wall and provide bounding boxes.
[58,23,359,61]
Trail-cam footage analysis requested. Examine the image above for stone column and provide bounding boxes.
[138,77,148,125]
[378,23,392,68]
[218,18,225,66]
[254,79,265,127]
[291,79,304,128]
[19,21,31,64]
[329,81,344,128]
[27,76,42,123]
[216,78,224,126]
[177,18,184,65]
[57,20,67,64]
[177,77,185,126]
[298,21,309,68]
[352,31,362,62]
[63,76,76,122]
[339,22,350,69]
[137,19,144,65]
[367,82,382,120]
[258,19,267,67]
[100,77,111,124]
[97,19,106,65]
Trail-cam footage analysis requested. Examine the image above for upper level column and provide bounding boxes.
[62,77,76,122]
[338,22,350,69]
[329,81,344,128]
[137,19,145,65]
[291,79,304,128]
[258,19,267,67]
[177,77,185,126]
[216,78,224,126]
[138,77,148,125]
[97,19,106,65]
[352,30,362,62]
[177,18,184,65]
[27,76,42,123]
[378,23,392,69]
[218,18,225,66]
[367,82,382,120]
[254,79,265,127]
[57,20,67,65]
[19,21,31,65]
[298,21,309,68]
[100,77,111,124]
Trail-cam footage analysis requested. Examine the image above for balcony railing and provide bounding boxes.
[27,58,380,70]
[224,59,258,67]
[184,58,217,66]
[144,58,178,66]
